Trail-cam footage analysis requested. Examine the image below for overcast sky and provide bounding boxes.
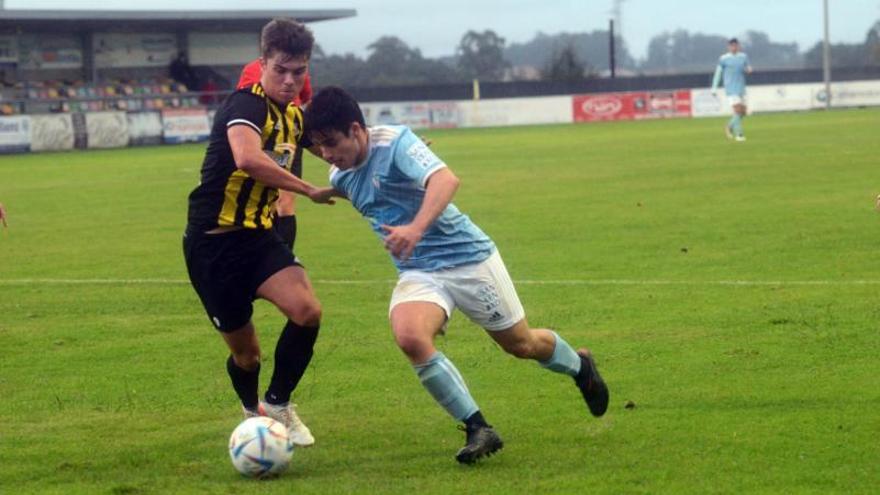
[7,0,880,60]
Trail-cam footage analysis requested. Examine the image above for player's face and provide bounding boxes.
[260,52,309,105]
[311,123,368,170]
[728,42,740,54]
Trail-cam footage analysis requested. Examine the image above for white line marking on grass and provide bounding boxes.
[519,279,880,286]
[1,278,879,286]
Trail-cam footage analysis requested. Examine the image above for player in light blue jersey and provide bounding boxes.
[712,38,753,141]
[304,86,609,465]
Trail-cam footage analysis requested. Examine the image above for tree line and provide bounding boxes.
[309,21,880,88]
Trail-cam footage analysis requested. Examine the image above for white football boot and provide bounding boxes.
[261,402,315,447]
[241,404,261,419]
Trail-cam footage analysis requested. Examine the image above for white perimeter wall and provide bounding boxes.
[363,79,880,129]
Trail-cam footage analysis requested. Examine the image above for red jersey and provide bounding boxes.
[237,59,313,106]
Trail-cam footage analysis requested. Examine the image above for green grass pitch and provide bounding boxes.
[1,109,878,494]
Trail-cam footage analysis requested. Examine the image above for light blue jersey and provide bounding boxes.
[712,52,751,96]
[329,125,495,272]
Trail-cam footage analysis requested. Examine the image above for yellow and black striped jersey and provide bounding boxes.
[187,83,309,232]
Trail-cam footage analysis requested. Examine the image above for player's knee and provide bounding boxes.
[290,301,322,327]
[394,329,431,359]
[233,351,261,371]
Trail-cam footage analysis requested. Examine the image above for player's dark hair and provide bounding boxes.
[304,86,366,137]
[261,18,314,61]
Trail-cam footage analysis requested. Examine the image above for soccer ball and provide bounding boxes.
[228,416,294,478]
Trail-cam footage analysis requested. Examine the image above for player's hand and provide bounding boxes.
[875,194,880,212]
[0,203,7,228]
[308,187,336,205]
[381,223,423,260]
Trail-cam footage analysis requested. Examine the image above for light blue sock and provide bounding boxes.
[539,331,582,377]
[732,114,744,136]
[413,352,479,421]
[727,115,737,132]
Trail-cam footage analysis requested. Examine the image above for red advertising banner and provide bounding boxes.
[573,90,692,122]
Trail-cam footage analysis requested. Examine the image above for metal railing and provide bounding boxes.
[0,90,233,115]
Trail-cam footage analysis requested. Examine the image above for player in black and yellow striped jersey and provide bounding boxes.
[183,18,337,447]
[187,82,308,231]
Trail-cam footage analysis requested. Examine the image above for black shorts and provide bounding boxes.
[183,228,301,332]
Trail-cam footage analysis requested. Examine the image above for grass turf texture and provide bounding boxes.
[1,109,878,494]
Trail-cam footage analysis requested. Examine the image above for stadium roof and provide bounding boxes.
[0,9,357,33]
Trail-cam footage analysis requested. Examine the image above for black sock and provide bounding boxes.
[273,215,297,251]
[464,410,489,429]
[226,355,260,410]
[265,320,319,405]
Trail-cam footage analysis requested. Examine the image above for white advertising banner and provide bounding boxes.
[94,33,177,68]
[748,84,817,113]
[692,83,820,117]
[361,96,572,129]
[127,112,164,145]
[162,108,211,143]
[814,80,880,108]
[30,114,75,152]
[0,116,31,153]
[361,101,461,129]
[459,96,573,128]
[690,89,727,117]
[189,33,259,66]
[85,112,129,149]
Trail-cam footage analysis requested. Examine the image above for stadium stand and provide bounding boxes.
[0,9,355,115]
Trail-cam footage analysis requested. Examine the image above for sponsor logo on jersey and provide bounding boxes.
[406,141,436,169]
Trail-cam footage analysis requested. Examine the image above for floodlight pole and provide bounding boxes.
[822,0,832,109]
[609,19,616,78]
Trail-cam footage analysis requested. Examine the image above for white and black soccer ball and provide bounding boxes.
[228,416,294,478]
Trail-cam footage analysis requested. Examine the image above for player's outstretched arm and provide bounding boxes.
[0,202,7,228]
[711,64,722,94]
[381,167,459,260]
[228,126,334,204]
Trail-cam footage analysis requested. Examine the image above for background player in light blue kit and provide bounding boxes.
[304,86,609,465]
[712,37,753,141]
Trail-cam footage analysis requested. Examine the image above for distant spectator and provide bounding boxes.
[169,52,197,90]
[199,76,219,106]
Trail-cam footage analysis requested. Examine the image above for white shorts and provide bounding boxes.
[389,250,525,331]
[727,94,747,107]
